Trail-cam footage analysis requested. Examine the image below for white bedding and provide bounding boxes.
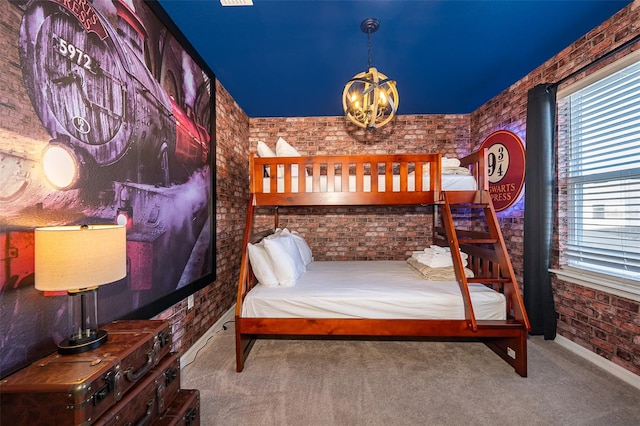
[242,261,506,320]
[262,173,476,193]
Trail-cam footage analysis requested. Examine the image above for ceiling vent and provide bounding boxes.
[220,0,253,6]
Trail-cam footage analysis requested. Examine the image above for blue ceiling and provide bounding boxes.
[156,0,632,118]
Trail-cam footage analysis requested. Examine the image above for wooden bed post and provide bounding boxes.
[484,332,528,377]
[235,194,257,372]
[274,206,279,229]
[235,325,256,373]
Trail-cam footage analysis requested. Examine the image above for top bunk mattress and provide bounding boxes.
[241,261,505,320]
[262,173,476,193]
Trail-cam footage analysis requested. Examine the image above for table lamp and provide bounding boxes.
[35,224,126,354]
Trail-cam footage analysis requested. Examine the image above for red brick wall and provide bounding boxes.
[471,2,640,375]
[248,115,470,260]
[0,1,51,158]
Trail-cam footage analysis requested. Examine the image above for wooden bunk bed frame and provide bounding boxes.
[235,150,531,376]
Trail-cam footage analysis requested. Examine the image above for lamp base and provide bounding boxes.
[57,329,108,355]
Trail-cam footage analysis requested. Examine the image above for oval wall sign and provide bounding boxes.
[479,130,526,212]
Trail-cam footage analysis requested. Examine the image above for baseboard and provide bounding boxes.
[180,304,235,369]
[554,335,640,390]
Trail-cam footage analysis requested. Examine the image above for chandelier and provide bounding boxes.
[342,18,399,130]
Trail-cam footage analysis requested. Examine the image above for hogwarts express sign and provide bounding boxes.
[479,130,525,212]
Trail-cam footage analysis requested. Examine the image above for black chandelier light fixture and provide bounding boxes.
[342,18,399,130]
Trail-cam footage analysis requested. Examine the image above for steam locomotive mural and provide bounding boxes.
[19,0,209,190]
[1,0,214,377]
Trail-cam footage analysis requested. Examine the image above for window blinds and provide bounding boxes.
[557,60,640,282]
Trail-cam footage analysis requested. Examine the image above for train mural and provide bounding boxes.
[1,0,214,377]
[19,0,210,190]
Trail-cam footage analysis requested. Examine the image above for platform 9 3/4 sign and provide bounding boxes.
[479,130,525,212]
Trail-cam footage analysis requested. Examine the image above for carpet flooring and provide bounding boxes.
[181,325,640,426]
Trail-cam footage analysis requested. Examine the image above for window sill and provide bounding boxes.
[550,268,640,302]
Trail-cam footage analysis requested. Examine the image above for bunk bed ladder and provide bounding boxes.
[437,190,530,334]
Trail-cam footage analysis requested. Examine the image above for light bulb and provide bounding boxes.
[379,90,387,105]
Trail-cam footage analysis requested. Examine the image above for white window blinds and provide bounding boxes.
[557,59,640,282]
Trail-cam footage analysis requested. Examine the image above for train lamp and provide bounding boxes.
[116,206,133,230]
[35,224,126,354]
[116,186,133,230]
[342,18,399,130]
[41,143,84,190]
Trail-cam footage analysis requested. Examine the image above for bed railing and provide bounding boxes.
[458,148,489,192]
[250,153,443,206]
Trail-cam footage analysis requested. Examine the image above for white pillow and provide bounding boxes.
[275,137,301,157]
[276,231,307,274]
[275,137,308,177]
[257,141,276,158]
[257,141,276,177]
[408,163,431,176]
[247,242,279,287]
[288,230,313,266]
[263,233,305,287]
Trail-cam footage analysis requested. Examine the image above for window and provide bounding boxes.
[557,56,640,285]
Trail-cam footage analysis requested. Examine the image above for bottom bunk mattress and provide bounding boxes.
[241,261,506,320]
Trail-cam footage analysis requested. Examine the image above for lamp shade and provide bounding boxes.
[35,225,126,292]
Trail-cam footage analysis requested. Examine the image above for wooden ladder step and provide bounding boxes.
[448,203,490,209]
[435,227,498,245]
[442,191,492,206]
[467,277,511,284]
[458,238,498,244]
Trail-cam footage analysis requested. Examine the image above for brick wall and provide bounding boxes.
[471,2,640,375]
[248,115,470,260]
[0,1,51,158]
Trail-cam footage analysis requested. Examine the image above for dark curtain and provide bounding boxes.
[523,83,557,339]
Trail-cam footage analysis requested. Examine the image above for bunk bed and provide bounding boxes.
[235,149,530,376]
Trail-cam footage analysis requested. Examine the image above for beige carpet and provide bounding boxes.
[181,325,640,426]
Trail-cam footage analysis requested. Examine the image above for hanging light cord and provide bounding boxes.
[367,29,373,69]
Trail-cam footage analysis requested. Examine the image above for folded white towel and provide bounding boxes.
[442,166,471,176]
[442,157,461,168]
[427,245,468,259]
[412,246,469,268]
[416,253,453,268]
[407,257,475,281]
